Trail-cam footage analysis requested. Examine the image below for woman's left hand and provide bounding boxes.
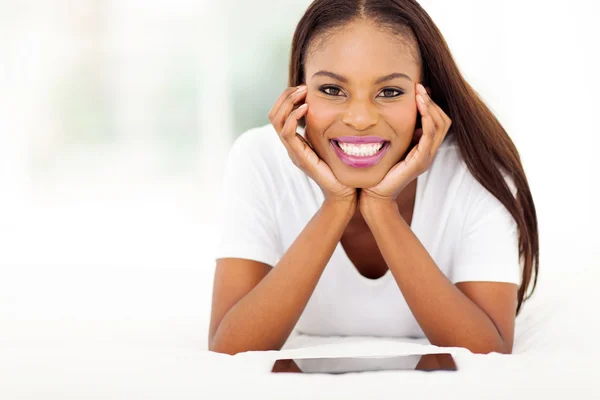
[360,83,452,211]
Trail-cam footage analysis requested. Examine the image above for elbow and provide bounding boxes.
[209,344,237,356]
[208,333,242,355]
[209,337,240,355]
[209,335,283,355]
[470,346,512,355]
[209,332,280,355]
[496,342,513,355]
[436,333,512,355]
[468,339,512,355]
[208,322,242,355]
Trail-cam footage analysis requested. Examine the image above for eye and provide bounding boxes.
[320,86,344,97]
[378,88,404,98]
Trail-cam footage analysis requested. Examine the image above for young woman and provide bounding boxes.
[209,0,539,356]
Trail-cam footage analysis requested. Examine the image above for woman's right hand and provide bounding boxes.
[268,85,357,206]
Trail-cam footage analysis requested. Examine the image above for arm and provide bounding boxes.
[358,83,517,354]
[209,198,356,355]
[362,201,517,354]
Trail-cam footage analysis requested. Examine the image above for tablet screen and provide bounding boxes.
[272,353,457,374]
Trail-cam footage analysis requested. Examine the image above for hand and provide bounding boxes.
[359,83,452,210]
[268,85,357,206]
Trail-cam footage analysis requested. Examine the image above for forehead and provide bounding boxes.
[305,21,420,80]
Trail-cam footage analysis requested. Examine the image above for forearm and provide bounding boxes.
[362,201,509,354]
[210,199,355,355]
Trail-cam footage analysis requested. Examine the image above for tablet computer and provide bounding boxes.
[272,353,457,374]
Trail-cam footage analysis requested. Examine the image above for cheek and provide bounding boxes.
[382,103,418,133]
[305,93,339,129]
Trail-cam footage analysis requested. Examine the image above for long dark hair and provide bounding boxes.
[288,0,539,314]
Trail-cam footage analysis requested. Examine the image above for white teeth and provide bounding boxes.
[338,142,385,157]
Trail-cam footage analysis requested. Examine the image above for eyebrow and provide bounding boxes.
[311,70,412,84]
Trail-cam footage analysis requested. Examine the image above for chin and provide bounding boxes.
[335,170,386,189]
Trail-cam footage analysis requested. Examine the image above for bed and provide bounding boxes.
[1,258,598,400]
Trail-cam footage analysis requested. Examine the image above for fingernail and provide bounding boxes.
[417,94,425,104]
[296,85,307,92]
[417,84,425,94]
[298,103,307,108]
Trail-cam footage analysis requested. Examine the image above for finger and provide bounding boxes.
[418,86,443,127]
[272,86,308,132]
[429,100,451,133]
[403,142,420,166]
[433,113,451,150]
[280,103,310,160]
[427,100,452,152]
[268,86,302,123]
[380,158,412,191]
[416,91,436,160]
[418,86,448,157]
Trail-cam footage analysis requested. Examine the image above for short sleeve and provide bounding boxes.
[212,130,282,267]
[450,174,522,285]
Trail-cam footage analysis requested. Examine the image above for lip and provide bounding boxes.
[332,136,388,144]
[330,140,390,168]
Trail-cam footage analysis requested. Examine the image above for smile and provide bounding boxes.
[330,140,390,168]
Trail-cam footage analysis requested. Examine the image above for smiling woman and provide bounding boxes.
[301,20,421,188]
[209,0,539,357]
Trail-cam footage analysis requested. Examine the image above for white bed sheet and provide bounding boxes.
[0,331,597,400]
[1,250,598,399]
[1,290,598,400]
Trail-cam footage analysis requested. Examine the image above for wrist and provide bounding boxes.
[323,196,357,222]
[360,197,399,222]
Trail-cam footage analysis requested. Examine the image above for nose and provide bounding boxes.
[341,97,379,131]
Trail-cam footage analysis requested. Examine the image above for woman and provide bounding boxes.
[209,0,539,356]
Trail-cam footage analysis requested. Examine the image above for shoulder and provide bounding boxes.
[225,123,292,177]
[227,123,282,162]
[422,134,466,194]
[425,134,517,211]
[222,123,298,207]
[431,135,519,240]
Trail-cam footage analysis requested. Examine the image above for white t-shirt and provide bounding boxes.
[213,123,521,338]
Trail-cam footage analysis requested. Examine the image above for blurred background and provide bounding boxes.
[0,0,598,347]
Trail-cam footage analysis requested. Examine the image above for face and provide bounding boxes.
[303,20,421,189]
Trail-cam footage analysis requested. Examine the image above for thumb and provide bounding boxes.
[305,134,314,149]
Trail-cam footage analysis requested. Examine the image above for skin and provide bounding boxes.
[209,19,518,355]
[303,22,420,192]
